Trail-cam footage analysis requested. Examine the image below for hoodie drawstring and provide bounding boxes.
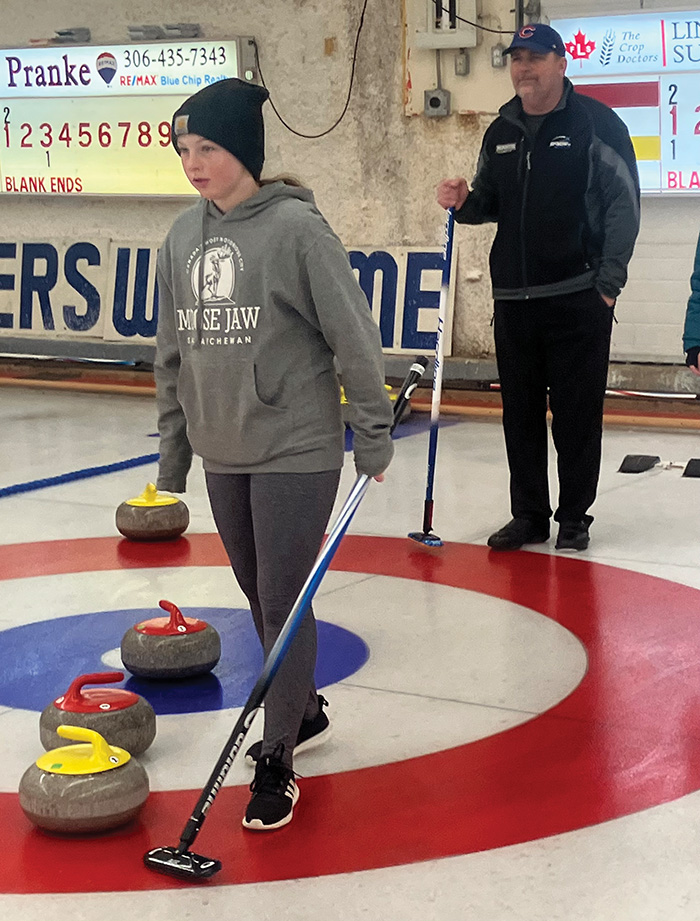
[194,202,207,349]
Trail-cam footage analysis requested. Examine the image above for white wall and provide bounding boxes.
[0,0,695,366]
[613,197,696,363]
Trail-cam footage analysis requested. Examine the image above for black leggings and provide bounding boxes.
[205,469,341,768]
[494,288,614,524]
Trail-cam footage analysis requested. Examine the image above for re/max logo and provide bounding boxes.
[5,54,91,89]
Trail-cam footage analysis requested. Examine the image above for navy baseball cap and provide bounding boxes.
[504,23,566,57]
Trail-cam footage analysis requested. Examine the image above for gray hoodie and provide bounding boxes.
[154,181,394,491]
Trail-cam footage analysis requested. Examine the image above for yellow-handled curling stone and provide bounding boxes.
[19,725,149,834]
[121,599,221,679]
[115,482,189,541]
[39,671,156,755]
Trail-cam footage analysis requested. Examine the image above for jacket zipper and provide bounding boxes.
[520,145,532,296]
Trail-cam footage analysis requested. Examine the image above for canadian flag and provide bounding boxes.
[566,30,596,61]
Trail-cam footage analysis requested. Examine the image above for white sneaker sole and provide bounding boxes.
[294,721,332,756]
[242,783,300,831]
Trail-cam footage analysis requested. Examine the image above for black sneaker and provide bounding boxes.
[245,695,331,765]
[487,518,550,551]
[242,746,299,831]
[555,515,593,552]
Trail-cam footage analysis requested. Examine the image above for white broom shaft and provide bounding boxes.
[430,208,454,424]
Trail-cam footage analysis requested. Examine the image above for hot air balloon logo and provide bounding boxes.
[96,52,117,86]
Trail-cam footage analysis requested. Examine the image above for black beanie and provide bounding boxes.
[171,78,270,181]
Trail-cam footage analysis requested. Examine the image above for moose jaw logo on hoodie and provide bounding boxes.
[181,237,261,345]
[189,237,242,306]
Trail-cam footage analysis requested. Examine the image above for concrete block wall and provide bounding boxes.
[612,197,696,364]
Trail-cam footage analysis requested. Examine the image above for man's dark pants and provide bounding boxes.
[493,288,614,526]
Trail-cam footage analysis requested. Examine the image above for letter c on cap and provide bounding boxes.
[519,26,536,38]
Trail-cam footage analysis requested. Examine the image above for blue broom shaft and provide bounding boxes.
[259,473,369,684]
[174,360,428,850]
[177,474,370,849]
[267,359,429,671]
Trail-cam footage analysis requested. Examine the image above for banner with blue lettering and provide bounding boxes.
[0,240,455,355]
[0,239,109,338]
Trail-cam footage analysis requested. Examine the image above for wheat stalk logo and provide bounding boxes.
[600,30,615,66]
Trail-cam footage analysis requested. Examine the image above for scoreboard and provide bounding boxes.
[0,38,255,196]
[552,11,700,194]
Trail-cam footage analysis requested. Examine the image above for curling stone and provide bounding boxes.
[19,724,149,834]
[115,482,189,541]
[121,599,221,679]
[40,671,156,755]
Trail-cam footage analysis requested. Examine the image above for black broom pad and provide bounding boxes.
[618,454,661,473]
[682,458,700,478]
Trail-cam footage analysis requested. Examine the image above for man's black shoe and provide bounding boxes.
[487,518,550,551]
[555,515,593,551]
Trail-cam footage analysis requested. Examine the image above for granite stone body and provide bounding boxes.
[40,696,156,755]
[115,500,189,541]
[19,759,149,834]
[121,623,221,679]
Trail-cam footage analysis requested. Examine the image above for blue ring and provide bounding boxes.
[0,607,369,715]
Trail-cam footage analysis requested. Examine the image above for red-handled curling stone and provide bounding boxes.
[121,599,221,679]
[19,725,149,834]
[116,482,189,541]
[40,671,156,755]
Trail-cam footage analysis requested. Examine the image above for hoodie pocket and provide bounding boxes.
[253,361,288,408]
[177,357,295,466]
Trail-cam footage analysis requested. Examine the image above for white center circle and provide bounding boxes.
[101,648,123,669]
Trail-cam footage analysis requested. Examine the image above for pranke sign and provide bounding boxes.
[552,11,700,76]
[0,42,239,97]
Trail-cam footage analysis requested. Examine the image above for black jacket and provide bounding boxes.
[455,79,640,301]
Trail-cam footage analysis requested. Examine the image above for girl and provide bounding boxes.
[154,78,393,831]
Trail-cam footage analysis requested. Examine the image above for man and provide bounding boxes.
[438,22,640,552]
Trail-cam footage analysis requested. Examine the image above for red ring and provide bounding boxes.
[1,534,699,892]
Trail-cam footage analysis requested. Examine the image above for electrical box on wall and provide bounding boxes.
[424,87,451,116]
[404,0,515,116]
[414,0,478,49]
